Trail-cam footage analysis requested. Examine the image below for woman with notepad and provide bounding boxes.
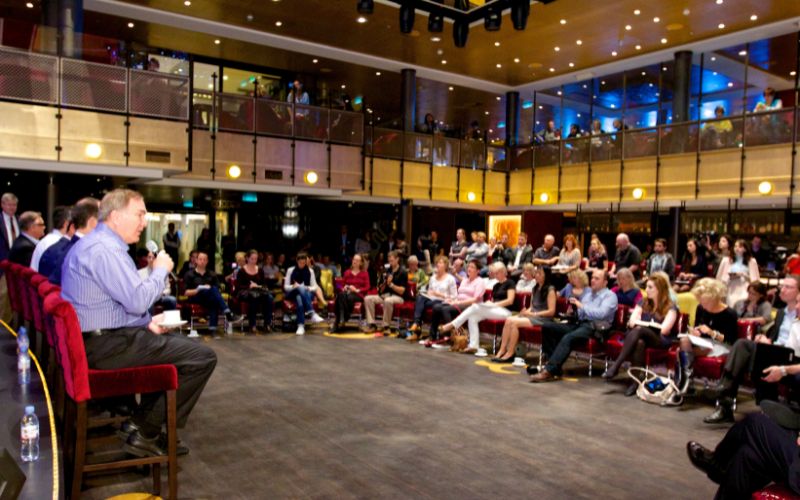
[406,256,457,342]
[602,273,678,396]
[717,239,761,307]
[675,278,738,394]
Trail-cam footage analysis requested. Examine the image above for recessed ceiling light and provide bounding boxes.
[496,96,501,101]
[576,39,582,45]
[514,57,520,63]
[549,67,555,72]
[184,0,191,5]
[661,38,668,44]
[727,82,734,87]
[441,59,447,65]
[375,71,381,76]
[635,44,642,50]
[557,90,562,95]
[649,83,653,87]
[554,46,560,51]
[601,80,606,85]
[750,14,758,21]
[496,63,502,68]
[341,84,346,89]
[448,86,454,91]
[494,41,500,47]
[25,1,33,7]
[611,51,618,56]
[739,50,747,56]
[718,23,725,29]
[710,56,716,61]
[641,71,646,75]
[716,0,723,4]
[792,71,797,76]
[357,16,367,23]
[712,71,718,75]
[312,58,318,63]
[127,22,134,28]
[568,62,574,67]
[625,24,632,30]
[634,9,640,15]
[484,111,489,115]
[431,36,441,42]
[208,83,214,89]
[275,21,283,27]
[214,39,221,44]
[653,17,660,23]
[610,104,616,108]
[560,19,567,25]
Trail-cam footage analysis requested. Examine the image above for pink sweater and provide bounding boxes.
[456,276,486,303]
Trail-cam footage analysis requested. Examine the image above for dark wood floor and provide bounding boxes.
[80,327,749,499]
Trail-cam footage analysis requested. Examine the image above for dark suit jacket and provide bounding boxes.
[8,235,36,267]
[0,214,18,269]
[40,235,77,285]
[766,308,786,343]
[503,245,534,268]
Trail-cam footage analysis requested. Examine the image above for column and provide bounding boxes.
[672,51,692,123]
[399,200,412,244]
[42,0,84,57]
[401,69,416,132]
[505,91,520,147]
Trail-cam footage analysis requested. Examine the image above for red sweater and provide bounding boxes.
[342,269,370,298]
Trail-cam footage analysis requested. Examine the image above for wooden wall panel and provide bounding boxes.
[459,168,483,204]
[484,171,506,206]
[330,145,363,191]
[659,153,696,201]
[508,169,532,205]
[0,102,57,161]
[213,132,256,185]
[372,158,401,198]
[431,166,457,202]
[61,109,126,165]
[743,144,792,198]
[532,166,558,206]
[294,141,327,187]
[255,137,292,186]
[129,118,187,170]
[698,150,740,199]
[621,158,657,202]
[587,161,620,202]
[403,162,430,201]
[560,164,589,203]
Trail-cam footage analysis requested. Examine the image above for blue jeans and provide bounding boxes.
[413,296,436,325]
[541,321,595,375]
[189,287,229,327]
[149,295,178,316]
[286,288,313,325]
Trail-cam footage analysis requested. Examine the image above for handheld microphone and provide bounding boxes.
[146,240,177,280]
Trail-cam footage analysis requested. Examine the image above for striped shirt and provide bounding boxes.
[61,223,167,331]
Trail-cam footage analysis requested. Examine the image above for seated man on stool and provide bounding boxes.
[530,270,618,382]
[184,251,241,333]
[61,189,218,457]
[362,250,407,335]
[704,274,800,424]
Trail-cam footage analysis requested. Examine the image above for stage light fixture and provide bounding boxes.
[484,4,501,31]
[399,3,414,33]
[427,0,443,32]
[511,0,530,30]
[453,19,469,48]
[357,0,373,14]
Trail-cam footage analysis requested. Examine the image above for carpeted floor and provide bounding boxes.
[79,326,746,499]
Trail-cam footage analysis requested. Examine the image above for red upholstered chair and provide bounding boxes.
[518,296,568,369]
[374,281,417,330]
[43,294,179,500]
[479,291,531,353]
[1,261,24,325]
[752,484,800,499]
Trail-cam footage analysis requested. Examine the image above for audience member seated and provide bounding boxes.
[236,249,274,333]
[717,238,760,307]
[440,264,516,354]
[687,412,800,499]
[753,86,783,112]
[40,200,99,285]
[488,235,506,266]
[30,205,70,271]
[646,238,676,281]
[465,231,489,268]
[611,268,642,307]
[226,251,246,282]
[179,250,198,279]
[784,242,800,276]
[734,282,772,331]
[701,105,734,149]
[674,238,707,293]
[515,263,537,292]
[427,261,485,343]
[331,254,370,333]
[602,273,678,395]
[9,211,45,266]
[530,270,618,382]
[451,258,467,286]
[504,231,533,279]
[492,266,556,363]
[560,269,588,300]
[407,255,429,289]
[532,234,560,269]
[609,233,642,281]
[703,276,799,424]
[185,251,241,332]
[675,278,738,395]
[284,252,326,335]
[555,234,581,273]
[483,262,500,289]
[586,236,608,272]
[363,250,407,335]
[262,252,281,289]
[406,256,457,341]
[448,228,469,263]
[138,249,178,314]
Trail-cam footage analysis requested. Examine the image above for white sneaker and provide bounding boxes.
[296,324,305,335]
[309,313,325,324]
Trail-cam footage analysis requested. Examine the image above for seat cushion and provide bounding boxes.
[751,484,800,500]
[89,364,178,400]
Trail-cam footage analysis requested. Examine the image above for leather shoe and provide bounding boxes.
[491,356,514,364]
[686,441,722,484]
[703,404,734,424]
[123,430,167,458]
[530,369,557,383]
[624,382,638,397]
[601,368,618,380]
[157,433,190,456]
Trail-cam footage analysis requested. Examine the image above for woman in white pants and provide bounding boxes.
[440,263,516,354]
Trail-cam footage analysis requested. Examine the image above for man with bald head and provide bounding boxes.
[609,232,642,280]
[532,234,560,269]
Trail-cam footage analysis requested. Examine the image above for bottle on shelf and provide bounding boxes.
[20,406,39,462]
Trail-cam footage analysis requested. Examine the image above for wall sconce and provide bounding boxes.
[227,164,241,179]
[84,143,102,159]
[758,181,773,195]
[632,187,645,200]
[304,171,318,185]
[539,192,550,203]
[466,191,476,202]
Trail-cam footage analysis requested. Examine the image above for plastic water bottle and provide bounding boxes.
[18,346,30,385]
[20,406,39,462]
[17,326,29,354]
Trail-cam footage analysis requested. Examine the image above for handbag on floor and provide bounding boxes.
[627,367,682,406]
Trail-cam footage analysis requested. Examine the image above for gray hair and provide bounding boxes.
[19,211,41,231]
[99,189,143,222]
[1,193,18,204]
[492,261,508,276]
[407,255,419,265]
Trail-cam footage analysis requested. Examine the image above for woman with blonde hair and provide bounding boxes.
[559,269,588,299]
[675,278,738,394]
[586,236,607,271]
[515,263,537,292]
[602,273,678,395]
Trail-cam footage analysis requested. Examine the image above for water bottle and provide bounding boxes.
[18,346,30,385]
[17,326,29,354]
[20,406,39,462]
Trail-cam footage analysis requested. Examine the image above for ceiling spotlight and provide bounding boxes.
[625,24,632,30]
[214,39,221,44]
[431,36,441,42]
[791,71,797,76]
[484,4,502,31]
[569,62,575,67]
[549,67,555,72]
[427,0,444,32]
[653,17,660,23]
[357,16,367,23]
[453,19,469,48]
[375,71,381,76]
[441,59,447,64]
[635,44,642,50]
[539,192,550,203]
[312,58,318,63]
[739,50,747,56]
[559,19,566,25]
[554,46,560,51]
[127,22,134,28]
[750,14,758,21]
[514,57,520,63]
[448,86,454,91]
[611,51,618,56]
[511,0,530,30]
[184,0,191,5]
[634,9,640,15]
[576,39,582,45]
[716,0,723,4]
[357,0,374,14]
[25,1,33,7]
[718,23,725,29]
[399,3,414,33]
[496,63,502,68]
[661,38,668,44]
[275,21,283,27]
[494,41,501,47]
